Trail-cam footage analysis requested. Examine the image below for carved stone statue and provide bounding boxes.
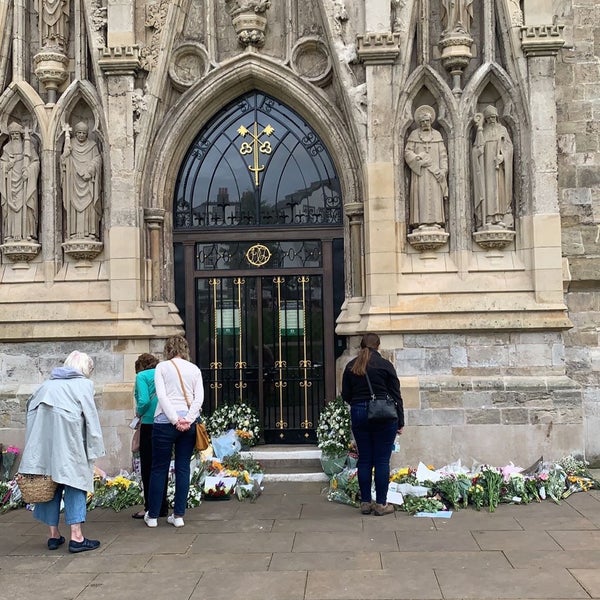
[39,0,70,50]
[0,123,40,242]
[441,0,474,35]
[61,122,102,240]
[405,106,448,230]
[472,106,514,230]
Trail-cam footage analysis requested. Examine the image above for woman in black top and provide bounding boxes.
[341,333,404,516]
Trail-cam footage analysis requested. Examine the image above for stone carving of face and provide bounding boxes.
[9,131,22,142]
[75,128,88,142]
[419,115,432,131]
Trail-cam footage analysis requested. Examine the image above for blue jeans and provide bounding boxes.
[147,423,196,517]
[350,402,398,505]
[33,484,87,526]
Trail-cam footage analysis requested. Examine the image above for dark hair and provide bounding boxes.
[135,353,159,373]
[350,333,380,376]
[163,335,190,361]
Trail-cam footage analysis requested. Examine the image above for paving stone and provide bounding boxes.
[547,529,600,550]
[54,553,150,573]
[273,517,363,532]
[435,567,589,598]
[395,529,480,552]
[306,568,442,599]
[190,531,294,553]
[382,550,511,570]
[513,514,597,530]
[145,552,272,572]
[292,530,398,552]
[190,570,307,600]
[0,574,95,600]
[504,549,600,569]
[472,529,563,551]
[103,531,197,554]
[77,572,201,600]
[569,569,600,597]
[270,551,381,571]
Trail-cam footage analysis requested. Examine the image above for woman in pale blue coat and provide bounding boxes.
[19,351,105,553]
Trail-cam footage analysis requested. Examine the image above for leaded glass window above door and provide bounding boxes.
[174,91,342,230]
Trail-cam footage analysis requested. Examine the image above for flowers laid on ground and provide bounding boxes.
[1,445,20,482]
[324,455,600,514]
[206,402,261,447]
[0,480,23,513]
[87,472,143,512]
[316,396,352,458]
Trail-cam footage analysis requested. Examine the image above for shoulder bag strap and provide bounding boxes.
[170,359,190,408]
[364,370,375,400]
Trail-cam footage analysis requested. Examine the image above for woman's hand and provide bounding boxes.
[175,418,191,431]
[397,427,404,435]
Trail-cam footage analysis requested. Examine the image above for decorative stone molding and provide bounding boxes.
[62,239,103,265]
[290,37,332,87]
[0,240,41,268]
[438,33,473,95]
[168,42,210,91]
[140,0,170,71]
[472,227,516,250]
[144,207,165,224]
[225,0,271,48]
[356,33,401,65]
[98,46,141,75]
[520,25,565,57]
[407,227,449,252]
[33,48,69,99]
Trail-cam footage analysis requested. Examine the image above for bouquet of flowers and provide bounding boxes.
[478,465,503,512]
[0,480,24,513]
[327,467,360,507]
[88,474,143,512]
[433,473,471,510]
[557,455,600,498]
[316,396,351,458]
[206,402,261,447]
[1,446,19,482]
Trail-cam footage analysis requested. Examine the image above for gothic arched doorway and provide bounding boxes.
[173,91,346,443]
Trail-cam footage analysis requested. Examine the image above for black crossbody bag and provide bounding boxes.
[365,371,398,422]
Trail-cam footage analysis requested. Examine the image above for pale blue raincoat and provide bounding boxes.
[19,367,105,493]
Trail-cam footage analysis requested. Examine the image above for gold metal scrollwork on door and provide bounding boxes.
[209,278,222,407]
[274,276,288,431]
[237,123,275,186]
[246,243,271,267]
[298,276,313,430]
[233,277,247,402]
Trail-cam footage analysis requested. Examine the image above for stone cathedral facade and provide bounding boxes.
[0,0,598,472]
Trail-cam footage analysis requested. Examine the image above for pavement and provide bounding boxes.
[1,480,600,600]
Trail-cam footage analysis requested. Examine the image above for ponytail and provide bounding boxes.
[350,333,380,376]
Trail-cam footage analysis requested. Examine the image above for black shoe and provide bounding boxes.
[47,535,65,550]
[132,511,146,519]
[68,538,101,553]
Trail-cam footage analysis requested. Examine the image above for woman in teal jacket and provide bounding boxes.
[132,353,168,519]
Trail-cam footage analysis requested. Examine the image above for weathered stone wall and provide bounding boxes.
[556,0,600,464]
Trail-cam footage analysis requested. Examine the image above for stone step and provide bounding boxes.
[240,445,329,482]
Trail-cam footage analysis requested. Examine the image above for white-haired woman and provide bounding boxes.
[19,351,105,553]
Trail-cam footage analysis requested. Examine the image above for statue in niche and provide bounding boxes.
[472,106,514,230]
[61,121,102,240]
[441,0,474,35]
[0,123,40,242]
[39,0,70,50]
[405,105,448,230]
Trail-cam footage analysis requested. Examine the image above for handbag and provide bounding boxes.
[171,359,210,451]
[365,371,398,422]
[195,422,210,451]
[15,473,58,503]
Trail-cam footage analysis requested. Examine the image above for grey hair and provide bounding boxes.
[64,351,94,377]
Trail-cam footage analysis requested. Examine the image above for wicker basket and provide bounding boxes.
[15,473,58,503]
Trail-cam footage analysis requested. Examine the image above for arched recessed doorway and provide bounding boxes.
[173,91,346,444]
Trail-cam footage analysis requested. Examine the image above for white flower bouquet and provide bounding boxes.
[206,402,261,447]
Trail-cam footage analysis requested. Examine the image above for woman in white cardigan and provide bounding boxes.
[145,336,204,528]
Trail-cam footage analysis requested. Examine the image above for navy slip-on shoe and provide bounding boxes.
[68,538,101,553]
[47,535,65,550]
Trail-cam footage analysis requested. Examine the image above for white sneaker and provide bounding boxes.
[167,514,185,528]
[144,512,158,528]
